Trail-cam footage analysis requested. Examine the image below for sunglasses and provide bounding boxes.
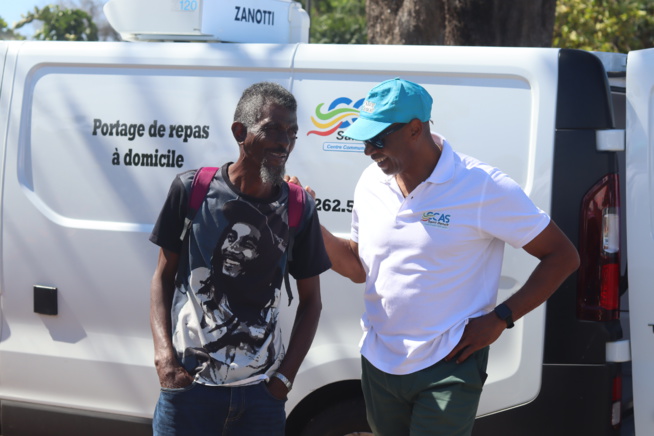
[364,123,407,149]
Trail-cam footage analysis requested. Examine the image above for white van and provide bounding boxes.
[0,5,652,436]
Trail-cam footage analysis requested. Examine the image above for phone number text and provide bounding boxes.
[315,198,353,213]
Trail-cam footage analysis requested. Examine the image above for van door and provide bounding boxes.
[625,47,654,436]
[0,41,9,341]
[0,41,9,180]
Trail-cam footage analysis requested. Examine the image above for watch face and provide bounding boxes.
[494,304,514,328]
[495,305,509,319]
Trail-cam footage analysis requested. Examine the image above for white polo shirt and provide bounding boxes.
[351,133,549,375]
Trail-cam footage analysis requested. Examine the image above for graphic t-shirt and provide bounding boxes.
[150,164,330,386]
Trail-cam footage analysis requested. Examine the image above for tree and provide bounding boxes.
[1,17,25,40]
[366,0,442,45]
[57,0,120,41]
[368,0,557,46]
[304,0,367,44]
[14,4,98,41]
[553,0,654,53]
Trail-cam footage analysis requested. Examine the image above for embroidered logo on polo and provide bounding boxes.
[421,211,450,228]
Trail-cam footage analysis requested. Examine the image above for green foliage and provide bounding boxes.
[306,0,367,44]
[554,0,654,53]
[1,16,25,40]
[14,5,98,41]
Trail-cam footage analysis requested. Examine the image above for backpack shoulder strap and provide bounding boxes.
[190,166,220,212]
[283,181,306,306]
[287,181,306,231]
[180,166,219,242]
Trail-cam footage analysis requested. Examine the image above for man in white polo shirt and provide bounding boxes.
[304,78,580,436]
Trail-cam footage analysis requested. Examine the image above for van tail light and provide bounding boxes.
[577,174,621,321]
[611,373,622,428]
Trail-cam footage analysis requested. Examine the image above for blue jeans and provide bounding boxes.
[153,382,286,436]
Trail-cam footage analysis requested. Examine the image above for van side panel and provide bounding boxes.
[1,401,151,436]
[626,47,654,436]
[0,42,16,427]
[1,41,629,435]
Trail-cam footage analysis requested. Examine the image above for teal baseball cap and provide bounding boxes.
[345,78,433,141]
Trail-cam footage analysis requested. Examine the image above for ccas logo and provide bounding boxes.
[308,97,365,137]
[421,211,450,228]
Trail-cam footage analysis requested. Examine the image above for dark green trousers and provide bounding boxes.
[361,347,489,436]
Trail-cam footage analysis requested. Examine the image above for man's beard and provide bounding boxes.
[260,160,285,186]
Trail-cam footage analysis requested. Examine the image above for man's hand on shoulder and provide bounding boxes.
[284,175,316,199]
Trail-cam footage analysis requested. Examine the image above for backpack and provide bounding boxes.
[178,166,305,305]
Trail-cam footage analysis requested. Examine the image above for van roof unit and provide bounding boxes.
[103,0,309,43]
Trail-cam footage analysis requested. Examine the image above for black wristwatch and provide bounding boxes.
[493,303,514,329]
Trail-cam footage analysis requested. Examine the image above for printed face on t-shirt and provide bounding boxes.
[221,222,262,277]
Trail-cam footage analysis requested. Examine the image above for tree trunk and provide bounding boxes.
[367,0,556,47]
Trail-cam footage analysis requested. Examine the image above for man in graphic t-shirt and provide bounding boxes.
[149,82,331,436]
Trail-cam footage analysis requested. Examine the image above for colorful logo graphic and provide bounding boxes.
[421,211,451,228]
[308,97,365,136]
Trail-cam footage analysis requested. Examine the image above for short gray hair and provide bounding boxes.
[233,82,297,128]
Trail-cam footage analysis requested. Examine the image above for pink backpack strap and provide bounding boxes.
[287,181,305,230]
[283,181,306,305]
[180,167,219,241]
[190,167,220,212]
